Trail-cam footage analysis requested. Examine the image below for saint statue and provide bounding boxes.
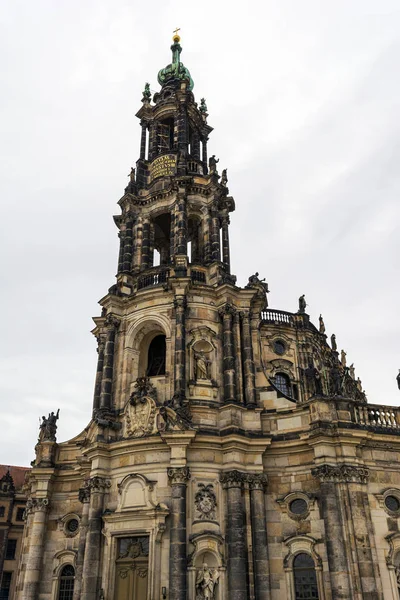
[298,294,307,313]
[39,409,60,442]
[221,168,228,186]
[195,564,220,600]
[349,363,355,379]
[208,155,219,173]
[195,351,211,380]
[341,349,347,367]
[319,314,326,334]
[128,167,135,182]
[330,333,337,352]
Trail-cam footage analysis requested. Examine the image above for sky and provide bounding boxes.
[1,0,399,466]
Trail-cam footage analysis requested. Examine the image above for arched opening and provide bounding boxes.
[146,335,166,376]
[58,565,75,600]
[274,372,291,397]
[293,553,319,600]
[157,117,174,153]
[153,213,172,266]
[188,216,202,264]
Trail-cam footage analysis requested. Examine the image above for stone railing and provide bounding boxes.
[137,268,169,290]
[191,268,207,284]
[353,403,400,430]
[187,159,204,175]
[261,309,294,326]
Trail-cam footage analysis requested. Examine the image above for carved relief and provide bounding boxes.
[312,464,369,484]
[168,466,191,485]
[25,497,49,515]
[194,483,217,521]
[126,395,157,438]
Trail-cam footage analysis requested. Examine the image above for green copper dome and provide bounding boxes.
[157,35,194,91]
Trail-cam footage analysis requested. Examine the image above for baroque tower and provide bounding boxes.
[16,34,400,600]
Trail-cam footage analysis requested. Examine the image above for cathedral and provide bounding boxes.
[13,33,400,600]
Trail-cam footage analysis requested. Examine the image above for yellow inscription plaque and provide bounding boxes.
[150,154,177,181]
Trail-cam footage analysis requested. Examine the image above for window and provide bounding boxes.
[5,539,16,560]
[58,565,75,600]
[273,339,286,355]
[16,507,25,521]
[274,372,291,397]
[0,507,4,517]
[293,553,319,600]
[157,118,174,153]
[66,518,79,534]
[146,335,166,376]
[0,572,12,600]
[385,495,400,513]
[289,499,308,516]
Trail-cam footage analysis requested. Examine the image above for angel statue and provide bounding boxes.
[196,564,220,600]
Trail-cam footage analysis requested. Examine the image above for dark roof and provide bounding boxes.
[0,465,31,491]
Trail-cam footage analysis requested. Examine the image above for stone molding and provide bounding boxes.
[220,470,246,489]
[85,476,111,493]
[311,464,369,484]
[25,497,49,515]
[218,303,236,318]
[168,466,191,485]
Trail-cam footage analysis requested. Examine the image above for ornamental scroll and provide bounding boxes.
[150,154,177,182]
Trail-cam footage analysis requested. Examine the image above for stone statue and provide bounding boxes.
[39,409,60,442]
[221,169,228,186]
[208,155,219,173]
[397,369,400,390]
[195,564,220,600]
[305,361,323,397]
[349,363,355,379]
[319,314,325,334]
[247,272,269,293]
[298,294,307,314]
[331,334,337,352]
[195,351,211,380]
[128,167,135,182]
[341,349,347,367]
[330,365,342,396]
[356,377,362,392]
[142,82,151,100]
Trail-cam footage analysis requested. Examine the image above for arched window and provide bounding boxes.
[58,565,75,600]
[146,335,166,376]
[274,372,291,397]
[293,553,319,600]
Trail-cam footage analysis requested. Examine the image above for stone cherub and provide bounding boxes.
[39,409,60,442]
[195,563,220,600]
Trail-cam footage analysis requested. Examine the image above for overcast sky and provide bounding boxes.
[1,0,399,467]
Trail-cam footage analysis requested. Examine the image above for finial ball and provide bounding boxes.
[173,34,180,43]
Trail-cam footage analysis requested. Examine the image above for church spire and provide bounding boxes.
[157,30,194,91]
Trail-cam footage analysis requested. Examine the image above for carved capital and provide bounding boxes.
[85,476,111,493]
[219,303,236,319]
[105,313,121,329]
[25,497,49,515]
[247,473,268,491]
[78,487,91,504]
[311,464,369,484]
[167,466,191,486]
[220,470,246,489]
[96,334,106,354]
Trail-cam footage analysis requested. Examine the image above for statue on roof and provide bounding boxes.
[298,295,307,314]
[39,409,60,442]
[209,155,219,174]
[349,363,355,379]
[331,334,337,352]
[397,369,400,390]
[142,82,151,101]
[221,169,228,186]
[319,314,325,334]
[341,349,347,367]
[200,98,208,114]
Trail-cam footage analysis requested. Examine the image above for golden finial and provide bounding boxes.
[173,27,181,43]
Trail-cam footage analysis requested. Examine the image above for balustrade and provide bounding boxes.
[137,268,169,290]
[261,309,294,326]
[354,404,400,430]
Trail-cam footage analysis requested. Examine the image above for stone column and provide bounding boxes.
[241,311,256,407]
[81,477,110,600]
[149,221,155,267]
[169,207,176,262]
[22,497,49,600]
[233,313,244,405]
[167,467,191,600]
[220,471,248,600]
[92,334,106,414]
[220,305,236,403]
[176,195,188,256]
[202,136,208,174]
[173,297,187,405]
[122,215,134,273]
[117,230,125,273]
[140,120,147,159]
[73,487,90,600]
[141,219,151,270]
[210,205,221,262]
[192,129,200,161]
[221,214,231,273]
[133,218,143,272]
[311,465,353,599]
[203,209,211,264]
[248,474,270,600]
[148,121,157,161]
[99,315,120,411]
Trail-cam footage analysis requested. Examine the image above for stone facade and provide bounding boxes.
[15,34,400,600]
[0,466,30,600]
